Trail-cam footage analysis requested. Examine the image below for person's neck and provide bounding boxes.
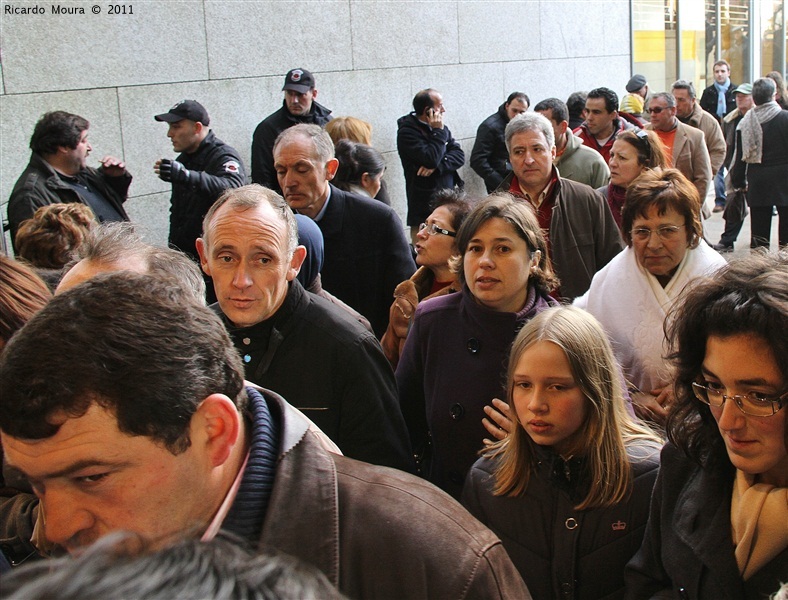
[299,187,329,220]
[595,123,614,142]
[185,132,209,154]
[660,117,678,132]
[43,155,78,177]
[431,264,454,283]
[556,131,568,152]
[518,176,550,200]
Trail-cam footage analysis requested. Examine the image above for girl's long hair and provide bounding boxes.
[488,306,661,510]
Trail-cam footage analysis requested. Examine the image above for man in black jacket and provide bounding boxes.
[274,124,416,338]
[7,110,131,251]
[251,68,332,194]
[699,60,737,122]
[470,92,529,192]
[396,88,465,242]
[154,100,246,262]
[196,184,414,471]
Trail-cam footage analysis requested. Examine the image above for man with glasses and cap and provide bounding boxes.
[154,100,246,263]
[251,68,333,194]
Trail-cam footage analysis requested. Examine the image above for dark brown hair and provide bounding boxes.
[621,167,703,248]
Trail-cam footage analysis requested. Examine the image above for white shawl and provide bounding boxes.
[574,242,726,393]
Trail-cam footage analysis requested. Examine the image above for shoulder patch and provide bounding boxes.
[223,160,240,174]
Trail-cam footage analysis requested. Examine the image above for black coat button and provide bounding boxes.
[450,403,465,420]
[467,338,480,354]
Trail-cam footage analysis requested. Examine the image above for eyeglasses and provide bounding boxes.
[630,224,684,242]
[418,222,456,237]
[647,106,666,114]
[692,381,786,417]
[635,130,652,159]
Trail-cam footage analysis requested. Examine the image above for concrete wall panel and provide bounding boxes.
[311,67,412,154]
[125,191,171,248]
[1,3,208,94]
[458,2,541,64]
[407,62,503,140]
[503,58,581,108]
[351,1,460,70]
[204,1,353,79]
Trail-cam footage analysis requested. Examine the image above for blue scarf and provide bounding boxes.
[714,80,731,117]
[221,387,280,543]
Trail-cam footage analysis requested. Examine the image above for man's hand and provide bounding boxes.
[417,166,436,177]
[482,398,515,446]
[155,158,190,183]
[426,107,444,130]
[100,155,127,177]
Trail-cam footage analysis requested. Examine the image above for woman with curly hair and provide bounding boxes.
[626,251,788,598]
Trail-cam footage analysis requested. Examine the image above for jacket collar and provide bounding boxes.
[255,388,341,586]
[673,459,744,594]
[281,100,333,125]
[29,152,84,192]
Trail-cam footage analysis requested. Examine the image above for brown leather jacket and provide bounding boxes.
[261,390,532,599]
[380,267,460,369]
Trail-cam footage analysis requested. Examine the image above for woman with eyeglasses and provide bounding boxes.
[575,168,726,426]
[600,129,668,232]
[396,194,558,498]
[380,189,472,368]
[626,251,788,599]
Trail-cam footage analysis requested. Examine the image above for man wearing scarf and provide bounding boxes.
[731,77,788,248]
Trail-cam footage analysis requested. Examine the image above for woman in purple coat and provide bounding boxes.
[396,193,558,499]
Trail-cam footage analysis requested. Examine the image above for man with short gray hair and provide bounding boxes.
[196,184,413,470]
[498,113,623,299]
[274,124,415,337]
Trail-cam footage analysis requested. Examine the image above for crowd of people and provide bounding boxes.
[1,63,787,599]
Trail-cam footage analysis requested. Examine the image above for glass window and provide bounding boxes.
[678,0,709,95]
[761,0,786,78]
[633,0,678,92]
[720,0,751,85]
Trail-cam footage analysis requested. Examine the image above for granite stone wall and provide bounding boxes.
[0,0,632,250]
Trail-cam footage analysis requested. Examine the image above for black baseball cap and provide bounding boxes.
[154,100,210,125]
[282,69,315,94]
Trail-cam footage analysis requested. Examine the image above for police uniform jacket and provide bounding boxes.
[168,130,245,259]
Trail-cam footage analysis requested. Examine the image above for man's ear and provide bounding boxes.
[557,120,568,138]
[194,121,204,135]
[195,238,211,276]
[325,157,339,181]
[287,245,307,282]
[192,394,242,468]
[311,88,318,100]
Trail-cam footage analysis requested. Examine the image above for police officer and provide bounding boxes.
[154,100,246,262]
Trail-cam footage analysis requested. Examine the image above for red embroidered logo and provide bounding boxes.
[290,69,303,82]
